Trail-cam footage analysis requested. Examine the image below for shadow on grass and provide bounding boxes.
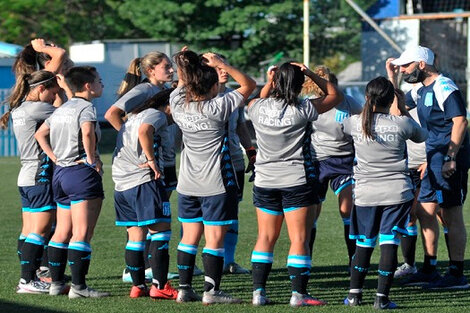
[0,300,64,313]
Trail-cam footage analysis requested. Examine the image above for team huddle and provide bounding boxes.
[1,39,469,309]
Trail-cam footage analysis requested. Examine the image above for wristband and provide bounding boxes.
[443,155,456,162]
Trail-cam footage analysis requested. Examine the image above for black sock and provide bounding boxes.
[308,226,317,257]
[144,234,151,269]
[343,223,356,265]
[350,245,374,290]
[423,255,437,273]
[125,241,145,286]
[202,250,224,292]
[443,227,451,260]
[40,230,54,269]
[17,235,26,262]
[20,234,45,282]
[177,244,197,288]
[449,260,464,277]
[150,232,171,289]
[252,262,272,291]
[68,242,91,286]
[48,243,68,282]
[377,244,398,297]
[287,255,311,294]
[401,235,417,266]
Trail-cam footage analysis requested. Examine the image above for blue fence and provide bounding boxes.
[0,88,18,156]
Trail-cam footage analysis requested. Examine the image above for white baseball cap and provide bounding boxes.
[391,46,434,66]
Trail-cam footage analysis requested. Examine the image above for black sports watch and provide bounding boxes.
[443,155,456,162]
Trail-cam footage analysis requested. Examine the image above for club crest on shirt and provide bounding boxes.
[424,92,433,107]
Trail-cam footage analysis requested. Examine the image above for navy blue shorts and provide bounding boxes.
[19,185,56,213]
[164,166,178,192]
[115,180,171,227]
[317,155,354,201]
[253,183,319,215]
[178,190,238,225]
[409,168,422,190]
[349,200,412,248]
[236,170,245,202]
[52,164,104,206]
[418,164,468,209]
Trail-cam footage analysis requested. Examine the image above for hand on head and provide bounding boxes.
[202,52,226,68]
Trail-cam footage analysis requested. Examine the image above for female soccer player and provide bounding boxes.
[1,71,59,294]
[248,63,342,307]
[342,77,427,309]
[215,54,255,275]
[105,51,174,131]
[301,66,362,268]
[35,66,109,299]
[105,50,174,283]
[112,88,178,299]
[170,50,255,304]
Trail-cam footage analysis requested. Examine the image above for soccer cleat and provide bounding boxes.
[400,269,441,286]
[423,273,470,290]
[202,289,242,305]
[344,293,362,306]
[36,268,52,283]
[16,279,50,294]
[223,262,250,274]
[130,285,149,298]
[394,263,417,278]
[49,281,70,296]
[176,287,202,303]
[252,288,272,306]
[68,285,110,299]
[122,268,152,283]
[167,272,179,280]
[193,265,204,276]
[289,292,326,307]
[150,281,178,300]
[373,295,398,310]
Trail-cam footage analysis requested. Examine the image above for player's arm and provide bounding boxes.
[442,116,468,178]
[34,123,57,163]
[138,123,161,180]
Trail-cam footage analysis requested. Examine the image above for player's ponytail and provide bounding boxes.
[361,76,395,139]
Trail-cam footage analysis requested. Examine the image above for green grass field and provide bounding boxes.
[1,147,470,312]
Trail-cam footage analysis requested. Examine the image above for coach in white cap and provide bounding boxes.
[386,46,470,289]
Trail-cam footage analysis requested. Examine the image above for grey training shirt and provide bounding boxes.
[113,82,164,113]
[170,87,244,196]
[45,98,101,167]
[342,113,428,206]
[112,108,168,192]
[311,95,362,160]
[219,87,245,171]
[247,98,318,188]
[12,101,55,186]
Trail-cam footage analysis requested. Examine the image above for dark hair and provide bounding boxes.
[133,88,174,114]
[65,66,97,94]
[173,50,218,109]
[1,70,58,129]
[12,43,53,76]
[117,51,169,98]
[361,76,395,138]
[271,62,305,106]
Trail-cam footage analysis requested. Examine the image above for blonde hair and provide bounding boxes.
[301,66,335,98]
[117,51,168,98]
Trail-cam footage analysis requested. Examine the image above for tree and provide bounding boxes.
[112,0,377,74]
[0,0,147,47]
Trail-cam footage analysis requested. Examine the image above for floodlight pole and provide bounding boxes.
[303,0,310,67]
